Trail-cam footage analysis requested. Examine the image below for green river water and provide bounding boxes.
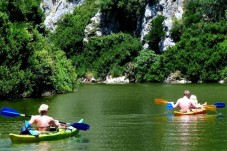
[0,83,227,151]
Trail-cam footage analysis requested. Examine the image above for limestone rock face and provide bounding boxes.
[41,0,85,31]
[41,0,185,52]
[140,0,185,51]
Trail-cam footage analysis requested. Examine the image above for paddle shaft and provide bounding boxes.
[155,99,170,104]
[1,107,89,131]
[156,99,225,108]
[5,112,68,124]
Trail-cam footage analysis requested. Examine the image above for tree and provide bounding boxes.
[75,33,142,79]
[160,21,227,83]
[144,15,165,54]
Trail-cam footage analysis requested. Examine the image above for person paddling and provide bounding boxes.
[171,90,198,112]
[28,104,60,131]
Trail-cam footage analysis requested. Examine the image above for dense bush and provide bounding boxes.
[0,0,77,98]
[160,21,227,82]
[50,1,98,57]
[1,0,227,98]
[133,49,163,82]
[74,33,142,79]
[171,0,227,43]
[0,65,33,98]
[170,19,184,42]
[184,0,227,23]
[28,43,77,95]
[144,15,165,53]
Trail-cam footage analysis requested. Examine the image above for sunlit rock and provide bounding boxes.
[140,0,185,52]
[41,0,85,31]
[104,75,129,84]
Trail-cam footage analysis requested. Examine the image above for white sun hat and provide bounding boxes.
[38,104,49,113]
[190,95,197,100]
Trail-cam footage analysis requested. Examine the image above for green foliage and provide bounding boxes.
[50,1,98,57]
[3,0,43,26]
[184,0,227,23]
[28,44,77,94]
[1,0,227,98]
[0,65,33,98]
[183,0,203,25]
[168,0,227,82]
[96,0,112,9]
[0,0,77,98]
[171,0,227,43]
[98,0,146,34]
[50,50,77,92]
[202,0,227,22]
[144,15,165,53]
[75,33,142,79]
[170,19,184,42]
[218,40,227,81]
[160,21,227,83]
[133,49,163,82]
[1,22,32,66]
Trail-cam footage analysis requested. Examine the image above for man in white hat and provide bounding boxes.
[28,104,60,131]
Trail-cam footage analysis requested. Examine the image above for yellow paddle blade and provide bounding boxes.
[155,99,169,104]
[203,105,216,111]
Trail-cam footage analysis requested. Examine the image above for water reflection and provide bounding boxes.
[162,114,218,151]
[36,142,51,151]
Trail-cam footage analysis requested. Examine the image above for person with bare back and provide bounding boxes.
[171,90,198,112]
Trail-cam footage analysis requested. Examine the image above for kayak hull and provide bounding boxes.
[9,119,84,143]
[9,126,79,143]
[174,108,207,116]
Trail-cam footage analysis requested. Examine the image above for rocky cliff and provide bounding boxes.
[41,0,185,51]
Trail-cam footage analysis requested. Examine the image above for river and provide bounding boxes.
[0,83,227,151]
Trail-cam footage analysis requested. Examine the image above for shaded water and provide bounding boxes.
[0,83,227,151]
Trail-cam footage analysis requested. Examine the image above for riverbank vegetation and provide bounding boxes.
[0,0,226,98]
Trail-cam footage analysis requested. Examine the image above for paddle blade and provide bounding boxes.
[166,103,173,110]
[0,107,21,117]
[70,123,90,131]
[213,102,225,108]
[203,105,216,111]
[155,99,169,105]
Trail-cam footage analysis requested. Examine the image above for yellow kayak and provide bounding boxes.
[174,108,207,116]
[9,126,79,143]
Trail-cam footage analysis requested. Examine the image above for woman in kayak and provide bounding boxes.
[190,95,207,109]
[171,90,198,112]
[29,104,61,131]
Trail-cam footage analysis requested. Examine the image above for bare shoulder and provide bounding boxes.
[46,115,55,121]
[177,98,183,102]
[31,115,40,119]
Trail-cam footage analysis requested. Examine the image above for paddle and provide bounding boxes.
[203,105,216,111]
[166,103,224,111]
[156,99,225,108]
[203,103,225,111]
[166,103,217,111]
[213,102,225,108]
[0,107,90,131]
[166,103,173,110]
[155,98,170,105]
